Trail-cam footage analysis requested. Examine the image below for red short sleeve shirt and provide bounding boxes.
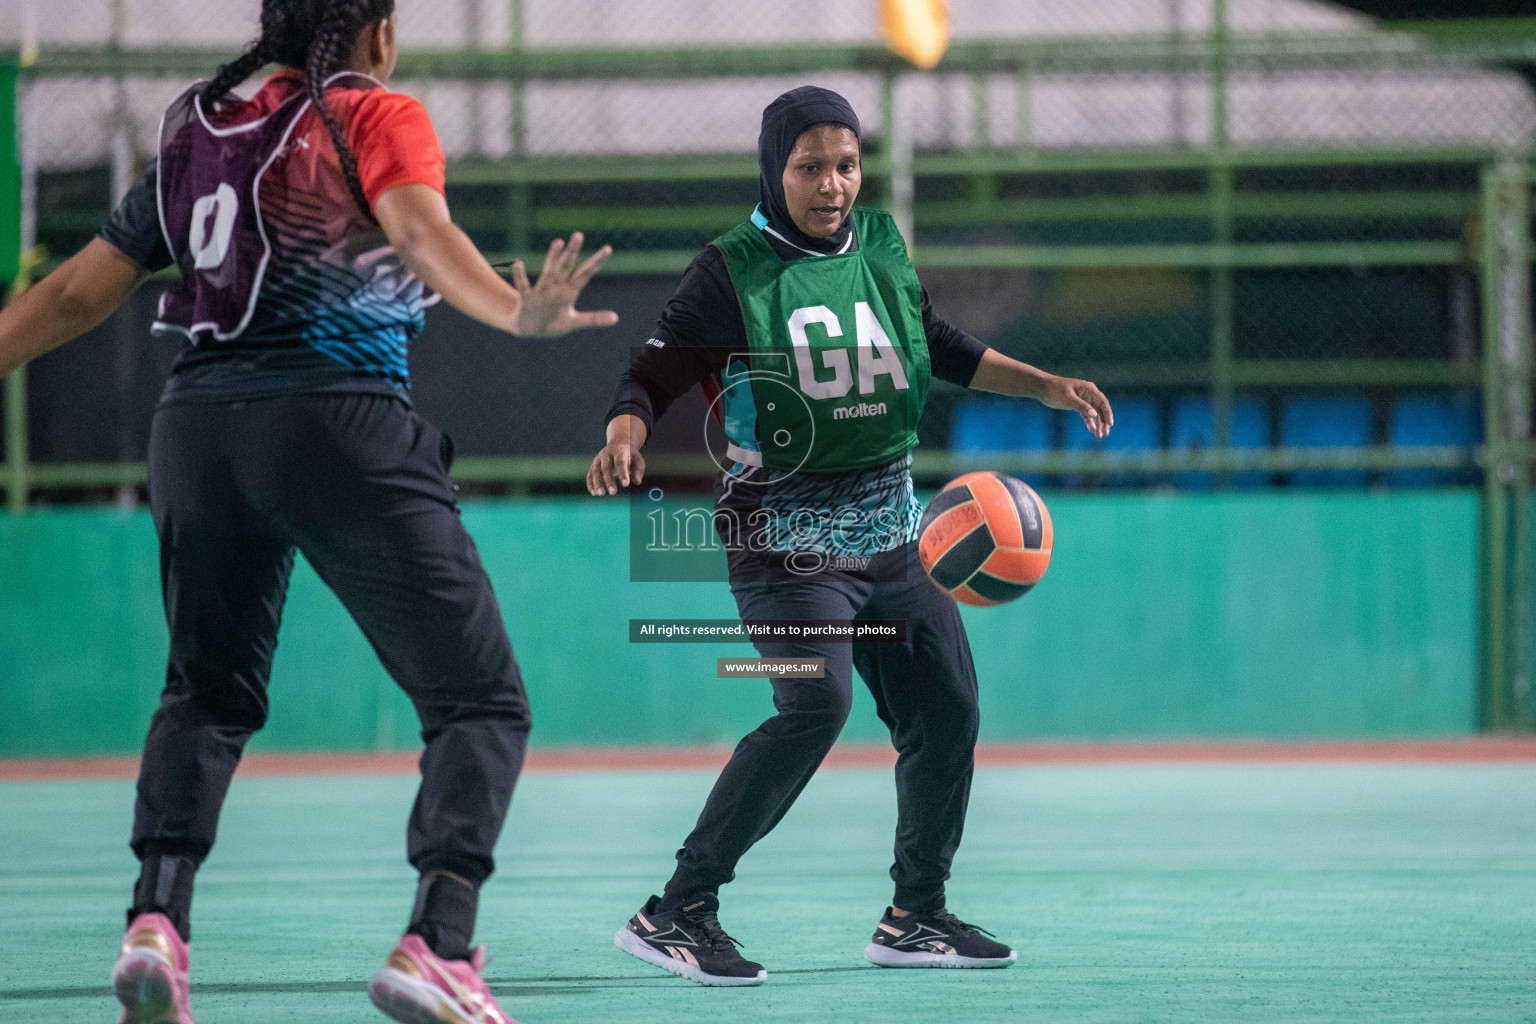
[343,89,447,204]
[249,72,447,206]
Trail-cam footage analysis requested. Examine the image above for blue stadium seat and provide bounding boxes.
[950,398,1053,485]
[951,397,1054,454]
[1169,396,1269,490]
[1062,395,1160,487]
[1280,396,1372,488]
[1387,395,1479,487]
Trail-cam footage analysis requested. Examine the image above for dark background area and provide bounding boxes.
[24,261,1466,467]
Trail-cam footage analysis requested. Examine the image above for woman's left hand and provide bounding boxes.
[1041,376,1114,439]
[509,233,620,337]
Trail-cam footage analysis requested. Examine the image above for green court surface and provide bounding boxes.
[3,763,1533,1023]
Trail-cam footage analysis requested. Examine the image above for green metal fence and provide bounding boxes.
[2,9,1535,728]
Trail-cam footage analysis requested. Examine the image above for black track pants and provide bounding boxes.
[663,544,980,912]
[134,392,529,884]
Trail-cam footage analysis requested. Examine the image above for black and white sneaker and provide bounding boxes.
[864,906,1018,968]
[615,894,767,986]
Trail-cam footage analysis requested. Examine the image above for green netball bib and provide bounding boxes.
[712,206,931,473]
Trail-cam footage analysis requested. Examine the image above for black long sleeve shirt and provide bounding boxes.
[603,240,988,432]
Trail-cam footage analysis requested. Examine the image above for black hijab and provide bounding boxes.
[756,86,861,255]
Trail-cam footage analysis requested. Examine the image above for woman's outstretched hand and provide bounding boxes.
[1040,375,1114,439]
[509,233,619,337]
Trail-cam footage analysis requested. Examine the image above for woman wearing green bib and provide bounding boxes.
[589,87,1112,986]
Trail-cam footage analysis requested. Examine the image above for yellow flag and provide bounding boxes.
[879,0,950,70]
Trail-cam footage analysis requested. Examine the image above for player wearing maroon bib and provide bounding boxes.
[0,3,617,1022]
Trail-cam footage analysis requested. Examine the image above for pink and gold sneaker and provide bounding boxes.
[369,933,517,1024]
[112,912,193,1024]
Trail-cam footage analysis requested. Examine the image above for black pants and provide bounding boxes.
[135,392,529,884]
[664,544,980,912]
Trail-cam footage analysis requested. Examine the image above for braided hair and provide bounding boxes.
[201,0,396,217]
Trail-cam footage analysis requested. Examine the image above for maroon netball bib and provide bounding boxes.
[151,82,310,342]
